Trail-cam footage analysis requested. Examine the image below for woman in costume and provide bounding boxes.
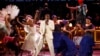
[0,4,20,36]
[73,22,84,46]
[21,15,41,56]
[60,21,77,56]
[79,17,95,56]
[5,14,12,35]
[52,15,62,55]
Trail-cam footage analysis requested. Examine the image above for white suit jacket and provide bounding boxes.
[40,20,55,39]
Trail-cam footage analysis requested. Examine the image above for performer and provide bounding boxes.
[61,20,72,38]
[0,4,20,36]
[33,10,40,23]
[52,15,62,55]
[61,22,77,56]
[5,14,12,35]
[79,17,95,56]
[5,14,18,37]
[72,22,84,46]
[66,0,88,26]
[21,15,39,56]
[39,13,55,56]
[33,10,42,56]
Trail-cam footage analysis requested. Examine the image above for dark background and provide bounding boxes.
[0,0,100,19]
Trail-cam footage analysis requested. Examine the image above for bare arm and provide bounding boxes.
[86,9,88,14]
[5,18,10,30]
[71,24,84,33]
[69,9,74,21]
[85,24,95,32]
[17,18,24,27]
[34,10,39,19]
[85,27,95,32]
[62,26,70,34]
[70,27,76,33]
[84,4,88,14]
[66,3,78,10]
[28,19,34,27]
[33,10,40,24]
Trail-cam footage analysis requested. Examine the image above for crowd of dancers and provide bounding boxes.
[0,0,95,56]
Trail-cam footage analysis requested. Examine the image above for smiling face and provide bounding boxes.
[53,15,57,22]
[86,18,91,24]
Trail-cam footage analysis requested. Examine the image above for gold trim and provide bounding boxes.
[94,30,100,42]
[95,42,100,44]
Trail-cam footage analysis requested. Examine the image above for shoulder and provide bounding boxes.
[49,20,53,22]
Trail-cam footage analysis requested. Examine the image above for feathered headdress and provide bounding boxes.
[0,4,20,20]
[6,4,20,20]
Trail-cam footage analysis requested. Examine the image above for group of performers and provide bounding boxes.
[0,0,95,56]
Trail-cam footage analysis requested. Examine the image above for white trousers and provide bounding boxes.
[35,36,55,56]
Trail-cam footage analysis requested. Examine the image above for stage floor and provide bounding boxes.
[2,50,100,56]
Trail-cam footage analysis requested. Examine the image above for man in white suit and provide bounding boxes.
[38,13,55,56]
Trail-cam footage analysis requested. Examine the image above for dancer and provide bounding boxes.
[39,13,55,56]
[66,0,88,26]
[79,17,95,56]
[52,15,62,55]
[73,22,84,46]
[0,4,20,36]
[21,15,38,56]
[60,21,77,56]
[33,10,42,56]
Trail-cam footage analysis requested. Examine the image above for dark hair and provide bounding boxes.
[86,16,92,20]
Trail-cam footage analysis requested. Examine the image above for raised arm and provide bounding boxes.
[5,15,11,30]
[85,26,95,33]
[66,3,78,10]
[34,10,39,19]
[85,4,88,14]
[69,9,75,21]
[16,17,24,27]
